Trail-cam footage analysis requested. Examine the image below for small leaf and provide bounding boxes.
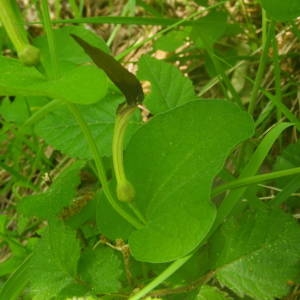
[260,0,300,21]
[18,161,83,219]
[210,209,300,299]
[28,221,80,299]
[78,247,123,294]
[197,285,233,300]
[137,55,196,114]
[126,100,254,262]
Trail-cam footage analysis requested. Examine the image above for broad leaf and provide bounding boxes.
[28,221,80,300]
[18,161,83,219]
[210,209,300,299]
[137,55,196,114]
[78,247,123,293]
[125,100,254,262]
[260,0,300,21]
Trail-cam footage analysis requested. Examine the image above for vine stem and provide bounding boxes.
[129,253,193,300]
[39,0,142,229]
[67,103,143,230]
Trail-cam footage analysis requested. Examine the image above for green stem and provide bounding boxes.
[212,167,300,197]
[129,253,193,300]
[67,103,143,229]
[248,9,271,114]
[38,1,142,229]
[0,0,39,65]
[39,0,59,78]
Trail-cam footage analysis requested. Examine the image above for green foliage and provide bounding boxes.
[126,100,254,262]
[78,247,123,294]
[18,161,83,219]
[210,209,300,299]
[1,1,300,300]
[137,55,196,113]
[260,0,300,21]
[28,220,80,299]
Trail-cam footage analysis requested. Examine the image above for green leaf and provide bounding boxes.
[34,93,131,159]
[28,221,80,300]
[43,64,108,105]
[0,97,29,123]
[96,189,134,240]
[33,25,110,74]
[0,55,45,94]
[125,100,254,262]
[0,55,107,104]
[154,29,190,52]
[210,209,300,299]
[78,247,123,294]
[197,285,232,300]
[18,161,83,219]
[260,0,300,21]
[190,12,228,49]
[137,55,196,114]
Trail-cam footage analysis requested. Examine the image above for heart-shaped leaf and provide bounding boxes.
[125,100,254,262]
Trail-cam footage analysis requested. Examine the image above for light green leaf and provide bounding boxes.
[137,55,196,114]
[126,100,254,262]
[210,209,300,299]
[78,247,123,294]
[260,0,300,21]
[43,64,108,104]
[29,221,80,300]
[0,55,107,104]
[18,161,83,219]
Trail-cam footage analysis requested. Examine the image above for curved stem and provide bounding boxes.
[67,103,143,229]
